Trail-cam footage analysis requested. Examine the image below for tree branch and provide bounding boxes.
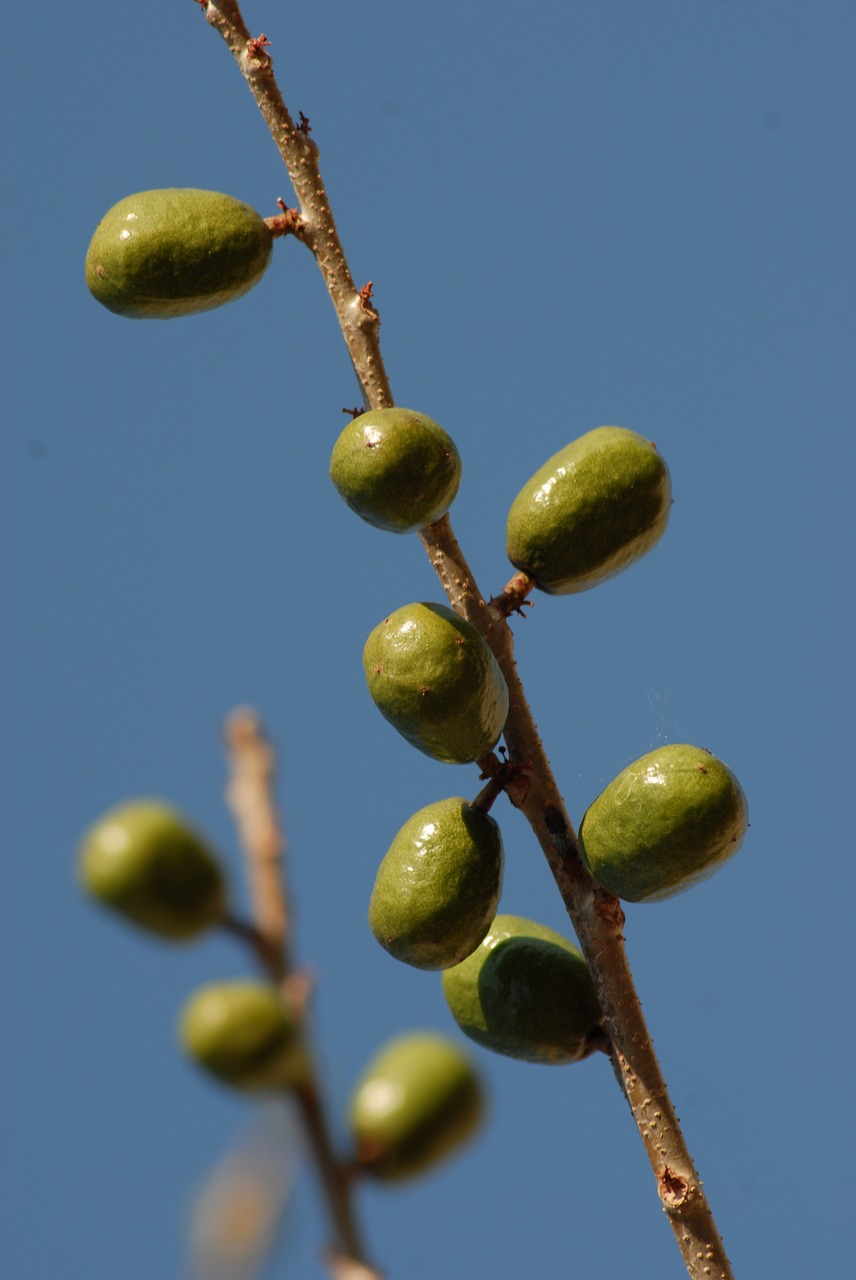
[223,709,380,1278]
[418,518,734,1280]
[202,5,735,1276]
[202,0,392,411]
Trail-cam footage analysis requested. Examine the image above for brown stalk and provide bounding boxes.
[202,4,734,1276]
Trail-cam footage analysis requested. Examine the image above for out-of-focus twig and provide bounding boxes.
[224,708,292,979]
[222,709,379,1278]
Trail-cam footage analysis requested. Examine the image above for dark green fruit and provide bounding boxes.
[179,982,308,1092]
[330,408,462,533]
[348,1033,483,1181]
[363,603,509,764]
[442,914,602,1064]
[506,426,672,594]
[85,189,274,318]
[78,801,226,939]
[578,743,748,902]
[369,798,503,970]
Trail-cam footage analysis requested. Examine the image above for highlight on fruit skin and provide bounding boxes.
[85,189,274,319]
[505,426,672,594]
[179,981,308,1092]
[78,800,227,940]
[442,914,602,1064]
[369,797,504,970]
[578,743,748,903]
[348,1032,483,1182]
[330,408,462,534]
[363,602,509,764]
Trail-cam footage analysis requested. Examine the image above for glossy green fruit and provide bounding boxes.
[348,1033,483,1181]
[179,982,308,1092]
[78,801,226,939]
[578,743,748,902]
[330,408,462,534]
[442,914,602,1064]
[85,189,274,318]
[506,426,672,594]
[363,603,509,764]
[369,798,503,970]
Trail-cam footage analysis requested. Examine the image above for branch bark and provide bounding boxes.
[202,4,735,1277]
[203,0,392,412]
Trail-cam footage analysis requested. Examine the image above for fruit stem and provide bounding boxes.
[471,760,505,813]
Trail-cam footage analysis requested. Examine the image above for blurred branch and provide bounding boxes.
[224,709,292,979]
[223,710,379,1279]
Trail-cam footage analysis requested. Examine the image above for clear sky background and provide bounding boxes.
[3,2,854,1277]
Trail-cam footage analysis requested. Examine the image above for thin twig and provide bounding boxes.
[223,709,377,1276]
[202,0,392,412]
[202,6,734,1277]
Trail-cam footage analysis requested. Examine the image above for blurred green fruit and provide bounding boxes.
[505,426,671,593]
[578,743,748,902]
[363,603,508,763]
[348,1032,483,1181]
[369,798,503,970]
[85,189,273,318]
[442,914,602,1064]
[78,801,226,939]
[179,981,308,1092]
[330,408,462,533]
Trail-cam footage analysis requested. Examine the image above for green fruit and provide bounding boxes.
[330,408,462,534]
[348,1032,483,1181]
[179,981,308,1092]
[85,189,274,318]
[578,744,748,903]
[505,426,672,594]
[78,801,226,939]
[363,603,509,764]
[442,914,602,1064]
[369,798,503,970]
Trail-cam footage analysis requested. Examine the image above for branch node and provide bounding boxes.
[357,281,380,322]
[657,1166,695,1213]
[266,201,308,240]
[490,570,537,618]
[246,32,272,62]
[594,890,625,933]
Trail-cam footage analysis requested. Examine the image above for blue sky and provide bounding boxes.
[4,2,855,1277]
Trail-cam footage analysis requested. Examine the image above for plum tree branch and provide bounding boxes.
[419,520,733,1278]
[201,3,735,1277]
[202,0,392,411]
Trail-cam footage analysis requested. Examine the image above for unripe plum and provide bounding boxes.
[330,408,461,534]
[369,798,503,969]
[506,426,671,594]
[86,189,274,318]
[78,800,226,940]
[348,1032,483,1181]
[578,743,748,902]
[363,603,508,763]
